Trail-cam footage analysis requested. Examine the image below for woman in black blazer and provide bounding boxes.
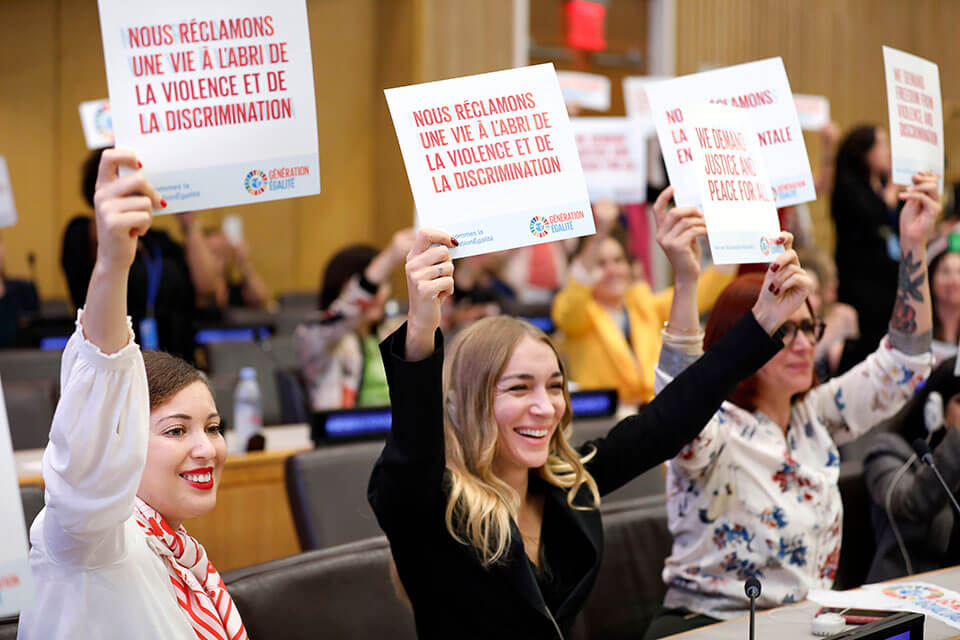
[369,205,813,638]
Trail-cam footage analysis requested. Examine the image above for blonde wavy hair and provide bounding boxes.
[442,316,600,567]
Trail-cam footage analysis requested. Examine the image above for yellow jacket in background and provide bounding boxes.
[551,268,735,404]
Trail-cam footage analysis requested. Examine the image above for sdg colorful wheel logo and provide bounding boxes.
[529,216,550,238]
[759,236,770,256]
[94,105,113,140]
[882,584,945,601]
[244,170,268,196]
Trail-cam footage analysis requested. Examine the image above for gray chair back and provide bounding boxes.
[5,380,56,450]
[571,417,667,502]
[223,536,416,640]
[204,341,282,425]
[0,349,61,384]
[285,441,384,550]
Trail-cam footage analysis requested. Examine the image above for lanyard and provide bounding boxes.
[141,243,163,317]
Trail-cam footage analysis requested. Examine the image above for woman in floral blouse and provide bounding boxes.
[643,171,940,639]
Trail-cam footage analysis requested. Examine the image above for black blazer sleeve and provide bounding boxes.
[584,311,782,496]
[368,323,447,531]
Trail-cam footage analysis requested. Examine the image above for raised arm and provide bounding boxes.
[890,171,938,340]
[368,229,456,528]
[41,149,162,562]
[653,186,706,337]
[586,245,814,493]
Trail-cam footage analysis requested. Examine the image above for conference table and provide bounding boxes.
[16,424,313,572]
[666,565,960,639]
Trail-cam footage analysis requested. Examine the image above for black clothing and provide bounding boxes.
[831,172,900,368]
[0,278,39,348]
[60,215,96,311]
[642,607,720,639]
[368,313,781,639]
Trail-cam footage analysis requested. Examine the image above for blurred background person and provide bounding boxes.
[0,235,38,348]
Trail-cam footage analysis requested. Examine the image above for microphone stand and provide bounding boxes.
[745,577,761,640]
[913,439,960,518]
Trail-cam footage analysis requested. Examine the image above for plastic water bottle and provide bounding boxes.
[232,367,263,454]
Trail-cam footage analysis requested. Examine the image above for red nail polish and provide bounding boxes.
[771,263,780,272]
[137,161,143,169]
[774,287,781,295]
[451,237,459,247]
[768,283,776,293]
[160,199,167,208]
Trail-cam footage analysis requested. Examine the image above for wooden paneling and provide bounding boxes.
[674,0,960,252]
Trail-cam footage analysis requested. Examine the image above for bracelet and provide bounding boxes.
[357,272,379,295]
[662,321,703,336]
[661,327,704,344]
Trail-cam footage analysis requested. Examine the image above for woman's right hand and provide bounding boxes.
[653,185,706,285]
[751,232,815,335]
[404,228,457,360]
[93,149,162,274]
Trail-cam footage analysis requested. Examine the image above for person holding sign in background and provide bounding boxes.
[368,215,810,638]
[552,198,734,404]
[644,172,939,639]
[18,150,247,640]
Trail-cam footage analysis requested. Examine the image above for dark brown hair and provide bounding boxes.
[142,350,214,411]
[704,273,816,411]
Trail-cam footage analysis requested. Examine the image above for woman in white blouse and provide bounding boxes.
[18,149,248,640]
[643,172,940,639]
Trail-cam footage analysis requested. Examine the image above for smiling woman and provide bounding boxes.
[17,149,247,640]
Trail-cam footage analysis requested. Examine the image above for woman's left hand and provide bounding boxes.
[751,232,815,335]
[653,186,706,284]
[899,170,941,248]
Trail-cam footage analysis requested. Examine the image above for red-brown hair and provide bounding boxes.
[703,273,816,411]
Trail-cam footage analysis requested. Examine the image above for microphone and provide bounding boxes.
[745,577,761,640]
[912,438,960,519]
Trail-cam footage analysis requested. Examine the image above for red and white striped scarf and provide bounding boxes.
[135,498,249,640]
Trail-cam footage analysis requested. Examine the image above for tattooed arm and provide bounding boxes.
[890,171,940,338]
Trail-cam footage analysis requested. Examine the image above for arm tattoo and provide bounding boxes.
[891,250,925,334]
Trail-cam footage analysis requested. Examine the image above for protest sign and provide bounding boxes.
[883,46,944,193]
[623,75,671,120]
[571,117,648,203]
[78,99,115,149]
[687,104,781,264]
[793,94,830,131]
[0,158,17,229]
[385,63,594,258]
[96,0,321,214]
[556,71,611,112]
[645,58,815,209]
[0,377,34,616]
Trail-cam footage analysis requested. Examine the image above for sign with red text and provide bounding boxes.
[0,158,16,229]
[645,58,815,209]
[883,46,944,194]
[556,71,611,112]
[688,104,781,264]
[78,99,115,149]
[0,377,34,616]
[793,94,830,131]
[385,64,594,258]
[623,75,672,120]
[96,0,321,214]
[571,117,649,203]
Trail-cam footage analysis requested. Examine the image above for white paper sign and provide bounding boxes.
[645,57,815,209]
[812,582,960,631]
[571,117,648,204]
[793,94,830,131]
[556,71,611,112]
[0,377,35,616]
[623,75,672,120]
[883,46,944,194]
[78,99,115,149]
[0,158,17,229]
[385,63,594,258]
[96,0,322,214]
[688,104,781,264]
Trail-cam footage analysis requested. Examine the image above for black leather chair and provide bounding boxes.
[0,617,16,640]
[5,380,56,450]
[570,417,667,502]
[576,495,672,640]
[223,536,416,640]
[835,459,874,590]
[285,441,384,550]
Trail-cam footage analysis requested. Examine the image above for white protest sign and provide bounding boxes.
[78,99,115,149]
[623,75,672,120]
[0,158,17,229]
[571,117,648,204]
[385,63,594,258]
[0,377,35,616]
[883,46,944,194]
[645,57,815,209]
[96,0,321,214]
[793,94,830,131]
[556,71,611,112]
[688,104,781,264]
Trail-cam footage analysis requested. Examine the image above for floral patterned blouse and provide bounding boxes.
[656,334,932,619]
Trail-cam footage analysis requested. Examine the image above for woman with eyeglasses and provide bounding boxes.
[643,171,940,639]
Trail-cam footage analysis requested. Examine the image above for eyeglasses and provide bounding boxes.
[779,319,826,346]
